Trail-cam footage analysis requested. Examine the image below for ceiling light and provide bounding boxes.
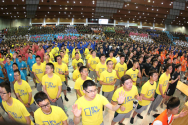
[49,7,51,9]
[101,16,104,17]
[59,12,60,14]
[82,8,83,10]
[54,0,56,2]
[18,16,19,17]
[25,15,26,17]
[127,4,129,5]
[92,1,95,4]
[157,9,158,11]
[119,10,120,12]
[153,1,154,3]
[81,12,83,14]
[14,7,16,9]
[147,8,148,10]
[148,0,150,2]
[67,1,69,3]
[183,18,185,19]
[128,11,130,13]
[177,17,178,18]
[45,15,46,17]
[92,13,94,14]
[64,12,66,14]
[143,13,144,14]
[152,8,154,11]
[161,2,163,4]
[39,7,40,9]
[3,13,5,14]
[136,6,138,8]
[65,7,67,9]
[187,6,188,8]
[2,0,4,2]
[92,9,94,10]
[83,15,84,17]
[73,1,75,3]
[80,1,82,3]
[92,16,94,17]
[169,4,171,6]
[167,11,168,12]
[125,15,126,16]
[12,0,14,2]
[5,8,7,9]
[71,8,72,9]
[125,5,127,7]
[10,12,12,14]
[181,13,182,14]
[41,0,43,2]
[1,8,3,10]
[23,7,25,9]
[60,7,62,9]
[24,12,26,14]
[48,12,49,14]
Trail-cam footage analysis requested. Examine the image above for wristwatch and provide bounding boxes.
[118,103,122,105]
[28,103,30,105]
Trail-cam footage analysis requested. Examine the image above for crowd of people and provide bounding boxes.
[0,31,188,125]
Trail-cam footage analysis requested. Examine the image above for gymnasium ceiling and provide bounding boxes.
[1,0,188,26]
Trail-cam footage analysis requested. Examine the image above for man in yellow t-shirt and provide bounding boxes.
[52,43,59,57]
[14,69,38,118]
[115,55,127,91]
[147,63,172,115]
[111,75,142,125]
[34,91,68,125]
[46,47,54,62]
[96,54,107,94]
[42,62,67,114]
[100,60,117,102]
[54,55,69,102]
[126,60,141,86]
[84,45,90,57]
[60,50,68,66]
[72,62,83,82]
[43,54,52,65]
[106,51,117,69]
[86,49,92,68]
[72,80,126,125]
[72,52,84,70]
[74,66,91,99]
[0,83,34,125]
[88,50,100,83]
[32,55,46,91]
[72,48,81,60]
[130,70,158,124]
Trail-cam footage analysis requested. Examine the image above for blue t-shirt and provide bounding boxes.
[17,61,27,77]
[20,70,26,81]
[27,57,36,71]
[0,67,4,84]
[4,61,14,82]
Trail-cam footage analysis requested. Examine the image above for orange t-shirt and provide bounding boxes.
[180,56,185,62]
[161,54,166,64]
[181,60,187,72]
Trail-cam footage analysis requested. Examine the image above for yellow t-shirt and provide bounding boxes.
[115,62,127,79]
[54,62,68,82]
[106,57,117,69]
[86,54,92,60]
[2,98,34,125]
[62,56,68,64]
[138,81,156,106]
[34,105,67,125]
[72,69,80,81]
[95,62,107,80]
[72,51,81,59]
[112,86,138,113]
[42,74,62,99]
[126,68,139,86]
[43,60,53,65]
[88,56,100,71]
[72,58,84,70]
[75,94,109,125]
[84,48,90,56]
[46,52,54,62]
[156,72,170,95]
[6,53,13,58]
[14,80,34,105]
[65,49,69,54]
[74,76,92,98]
[0,57,4,68]
[52,47,59,56]
[100,70,117,92]
[32,63,46,83]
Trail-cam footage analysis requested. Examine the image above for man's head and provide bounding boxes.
[109,51,113,57]
[60,50,64,57]
[46,63,54,74]
[152,59,158,67]
[75,52,79,59]
[56,55,62,64]
[133,60,139,69]
[34,91,51,112]
[0,83,11,101]
[176,64,181,71]
[149,70,158,81]
[91,50,96,57]
[83,80,97,99]
[13,63,18,71]
[120,55,125,63]
[106,60,113,69]
[29,51,33,58]
[35,55,41,65]
[99,54,106,62]
[6,56,11,64]
[14,69,21,81]
[165,63,172,74]
[167,97,180,115]
[121,75,133,91]
[77,62,83,69]
[79,66,88,76]
[18,55,22,62]
[138,56,143,63]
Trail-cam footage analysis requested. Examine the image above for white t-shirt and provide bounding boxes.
[153,115,172,125]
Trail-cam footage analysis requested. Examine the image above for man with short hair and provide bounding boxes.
[72,80,126,125]
[111,75,142,125]
[14,69,38,118]
[0,83,34,125]
[42,62,67,114]
[100,60,117,102]
[72,62,83,82]
[151,97,188,125]
[72,52,84,70]
[88,50,100,83]
[74,66,91,99]
[106,51,117,69]
[54,55,69,101]
[32,55,45,91]
[17,55,27,81]
[130,70,158,124]
[34,91,68,125]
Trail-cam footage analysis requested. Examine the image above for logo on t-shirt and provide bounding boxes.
[84,106,100,116]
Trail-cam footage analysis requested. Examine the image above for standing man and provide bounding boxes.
[14,69,38,118]
[74,66,91,99]
[88,50,100,83]
[72,52,84,70]
[42,63,67,114]
[32,55,46,91]
[100,60,117,102]
[72,80,126,125]
[72,62,83,82]
[130,70,158,124]
[115,55,127,91]
[0,83,34,125]
[34,91,68,125]
[147,63,172,115]
[111,75,142,125]
[96,54,107,94]
[17,55,27,81]
[54,55,69,101]
[106,51,117,69]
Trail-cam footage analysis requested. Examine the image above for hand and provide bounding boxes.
[162,94,166,98]
[25,104,30,108]
[120,105,125,111]
[117,91,126,104]
[137,95,142,101]
[179,109,188,118]
[59,71,63,74]
[72,104,82,117]
[178,75,180,80]
[51,99,57,103]
[20,68,23,70]
[13,53,16,59]
[110,81,116,85]
[150,97,155,101]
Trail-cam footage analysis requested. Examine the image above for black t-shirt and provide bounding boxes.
[127,58,133,70]
[157,61,161,74]
[171,63,176,76]
[139,62,144,74]
[169,71,180,88]
[150,65,158,72]
[143,62,152,76]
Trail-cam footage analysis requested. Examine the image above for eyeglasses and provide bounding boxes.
[14,75,20,77]
[40,102,50,109]
[85,89,98,93]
